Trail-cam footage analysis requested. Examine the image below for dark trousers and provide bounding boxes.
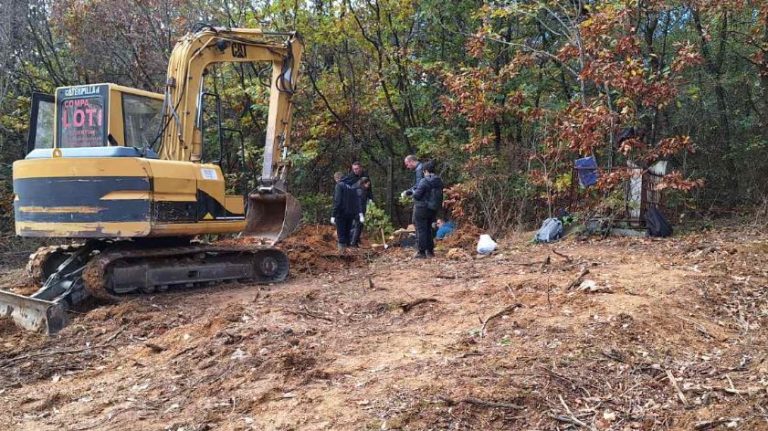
[336,215,354,246]
[414,207,436,254]
[350,219,364,246]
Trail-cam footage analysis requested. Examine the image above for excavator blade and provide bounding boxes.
[244,191,302,244]
[0,290,68,334]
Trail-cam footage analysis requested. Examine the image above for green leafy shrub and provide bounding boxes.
[299,193,333,224]
[365,202,395,243]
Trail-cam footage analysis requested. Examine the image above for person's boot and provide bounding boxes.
[414,251,427,259]
[426,250,435,258]
[338,243,347,254]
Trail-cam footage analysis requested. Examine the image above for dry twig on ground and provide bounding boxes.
[565,267,590,290]
[665,369,689,406]
[400,298,438,312]
[552,395,596,430]
[481,303,522,336]
[0,326,125,367]
[552,249,573,263]
[437,395,524,410]
[284,305,334,322]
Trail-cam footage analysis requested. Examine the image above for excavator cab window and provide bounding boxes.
[123,94,163,150]
[26,92,54,154]
[199,91,223,165]
[199,89,248,196]
[56,84,108,148]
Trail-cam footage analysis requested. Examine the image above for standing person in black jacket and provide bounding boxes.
[342,161,374,202]
[401,155,423,196]
[401,155,424,245]
[350,177,372,247]
[412,160,443,259]
[331,172,363,252]
[343,162,373,246]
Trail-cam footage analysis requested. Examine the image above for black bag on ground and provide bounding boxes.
[645,207,672,237]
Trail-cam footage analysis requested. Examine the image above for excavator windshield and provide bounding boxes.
[56,84,108,148]
[123,94,163,149]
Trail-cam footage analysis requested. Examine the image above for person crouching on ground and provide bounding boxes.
[435,218,455,240]
[411,160,444,259]
[331,172,363,252]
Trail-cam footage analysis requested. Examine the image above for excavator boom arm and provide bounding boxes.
[160,26,303,188]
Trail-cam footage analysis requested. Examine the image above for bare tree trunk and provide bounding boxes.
[692,7,737,196]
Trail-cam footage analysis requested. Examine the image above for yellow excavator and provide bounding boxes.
[1,25,304,334]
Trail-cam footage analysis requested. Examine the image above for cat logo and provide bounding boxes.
[231,42,247,58]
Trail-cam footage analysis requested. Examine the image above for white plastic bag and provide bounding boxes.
[476,234,497,255]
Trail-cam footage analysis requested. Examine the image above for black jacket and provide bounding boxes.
[342,171,373,201]
[353,185,370,214]
[409,162,424,192]
[412,174,444,211]
[333,182,361,218]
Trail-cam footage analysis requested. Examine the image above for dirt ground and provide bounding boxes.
[2,222,768,430]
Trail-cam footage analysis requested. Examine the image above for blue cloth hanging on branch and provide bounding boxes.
[575,156,598,187]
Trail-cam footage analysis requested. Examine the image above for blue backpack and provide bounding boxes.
[535,218,563,243]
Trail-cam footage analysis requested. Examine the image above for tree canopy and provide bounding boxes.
[2,0,767,234]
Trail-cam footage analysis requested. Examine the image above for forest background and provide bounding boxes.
[1,0,767,240]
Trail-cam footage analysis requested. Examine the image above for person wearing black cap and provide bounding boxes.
[411,160,443,258]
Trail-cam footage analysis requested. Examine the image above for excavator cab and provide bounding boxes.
[18,83,301,243]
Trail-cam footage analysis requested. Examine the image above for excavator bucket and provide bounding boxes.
[0,291,68,334]
[244,191,302,244]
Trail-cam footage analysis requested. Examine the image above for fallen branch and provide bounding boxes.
[508,260,549,267]
[481,303,522,336]
[665,369,689,406]
[171,345,198,359]
[400,298,438,312]
[145,342,166,353]
[552,249,573,263]
[0,326,126,367]
[540,366,592,396]
[438,395,523,410]
[103,326,126,343]
[684,385,763,396]
[284,306,334,322]
[555,395,596,430]
[694,419,737,430]
[565,267,590,290]
[600,349,626,363]
[539,255,551,273]
[550,414,595,429]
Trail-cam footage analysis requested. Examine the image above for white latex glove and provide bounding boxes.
[400,190,407,199]
[359,213,365,223]
[330,217,336,225]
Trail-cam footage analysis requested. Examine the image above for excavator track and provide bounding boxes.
[82,244,290,301]
[0,242,289,334]
[26,244,81,284]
